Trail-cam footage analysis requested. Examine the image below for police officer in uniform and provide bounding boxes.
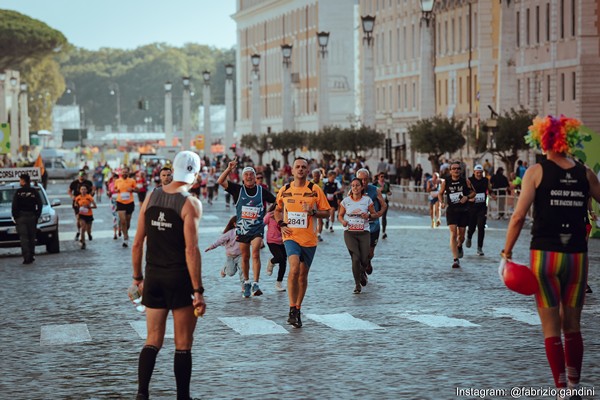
[11,173,42,264]
[131,151,205,400]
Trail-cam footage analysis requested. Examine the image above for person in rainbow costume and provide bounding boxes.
[501,115,600,400]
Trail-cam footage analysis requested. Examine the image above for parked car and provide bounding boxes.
[0,181,61,253]
[44,159,80,180]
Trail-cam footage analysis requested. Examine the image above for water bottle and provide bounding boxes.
[127,284,146,313]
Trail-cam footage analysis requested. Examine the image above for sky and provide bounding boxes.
[2,0,237,50]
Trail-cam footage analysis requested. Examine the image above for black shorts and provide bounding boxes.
[446,208,469,227]
[327,199,339,210]
[236,233,263,244]
[116,201,135,214]
[79,214,94,223]
[370,229,380,247]
[142,265,193,310]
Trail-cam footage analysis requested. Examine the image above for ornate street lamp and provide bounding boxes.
[250,54,261,135]
[281,44,293,131]
[361,15,375,46]
[317,32,330,58]
[420,0,435,26]
[225,63,234,78]
[281,44,293,67]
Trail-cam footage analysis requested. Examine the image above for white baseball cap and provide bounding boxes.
[172,151,201,184]
[474,164,484,171]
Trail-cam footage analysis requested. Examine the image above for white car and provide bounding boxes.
[0,182,61,253]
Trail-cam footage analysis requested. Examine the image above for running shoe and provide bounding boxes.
[329,226,334,233]
[360,272,368,287]
[252,282,263,296]
[118,230,122,237]
[88,233,93,241]
[243,282,252,298]
[325,220,329,229]
[275,281,286,292]
[122,241,128,248]
[436,219,441,227]
[80,241,86,250]
[458,246,464,258]
[452,259,460,269]
[382,233,387,239]
[287,307,297,325]
[293,309,302,328]
[266,259,274,276]
[477,248,484,256]
[465,237,472,248]
[365,262,373,275]
[113,234,117,240]
[75,232,80,241]
[586,285,593,294]
[135,394,149,400]
[431,220,435,228]
[353,285,361,294]
[318,234,323,242]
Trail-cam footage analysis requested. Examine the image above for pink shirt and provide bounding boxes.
[263,211,283,245]
[206,229,241,257]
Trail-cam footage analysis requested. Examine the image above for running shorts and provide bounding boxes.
[446,208,469,227]
[142,264,194,310]
[283,240,317,269]
[116,201,135,215]
[530,249,588,308]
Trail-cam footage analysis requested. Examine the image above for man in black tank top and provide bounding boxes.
[438,161,475,268]
[465,164,494,256]
[131,151,205,400]
[502,115,600,395]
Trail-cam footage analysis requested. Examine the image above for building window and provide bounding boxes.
[517,11,520,47]
[459,76,463,104]
[404,26,407,60]
[527,77,531,104]
[467,77,471,105]
[397,84,402,110]
[560,0,565,39]
[473,12,478,48]
[397,28,401,61]
[458,16,462,52]
[389,85,393,111]
[561,73,565,101]
[444,20,448,54]
[436,23,441,54]
[411,24,415,59]
[389,30,392,64]
[445,79,448,105]
[451,18,455,53]
[571,0,576,36]
[438,81,441,105]
[547,74,551,101]
[536,6,540,44]
[526,8,530,45]
[412,82,416,108]
[404,83,408,110]
[517,79,521,104]
[546,3,550,42]
[572,71,576,100]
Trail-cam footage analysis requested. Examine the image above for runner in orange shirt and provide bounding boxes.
[114,167,137,247]
[74,185,97,249]
[274,157,330,328]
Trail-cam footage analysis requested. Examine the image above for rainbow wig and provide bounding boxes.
[525,115,587,154]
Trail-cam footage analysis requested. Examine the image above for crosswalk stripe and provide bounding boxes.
[398,313,480,327]
[491,307,540,325]
[218,316,289,335]
[40,323,92,345]
[304,312,384,331]
[130,320,175,339]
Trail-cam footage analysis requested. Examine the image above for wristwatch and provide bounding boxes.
[193,287,205,295]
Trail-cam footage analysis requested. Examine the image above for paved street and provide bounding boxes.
[1,181,599,400]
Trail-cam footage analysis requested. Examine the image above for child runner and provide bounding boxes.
[264,203,287,292]
[205,216,243,287]
[75,185,97,249]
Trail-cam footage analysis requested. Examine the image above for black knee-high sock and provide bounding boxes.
[138,345,159,396]
[174,349,192,400]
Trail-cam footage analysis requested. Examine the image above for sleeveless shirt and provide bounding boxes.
[365,184,382,232]
[445,177,470,212]
[469,176,489,209]
[531,160,589,252]
[235,184,265,236]
[145,188,190,269]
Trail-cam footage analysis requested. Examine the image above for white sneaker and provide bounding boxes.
[329,226,334,233]
[275,281,286,292]
[266,260,274,276]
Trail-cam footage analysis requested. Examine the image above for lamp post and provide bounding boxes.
[224,64,234,152]
[317,32,330,131]
[182,76,192,150]
[0,72,6,123]
[19,82,29,149]
[202,70,212,157]
[164,81,173,146]
[109,83,121,132]
[361,15,376,128]
[9,76,19,158]
[419,0,436,120]
[281,44,293,132]
[250,54,261,136]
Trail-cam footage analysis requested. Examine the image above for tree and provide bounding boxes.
[491,108,537,174]
[22,56,66,131]
[336,126,385,159]
[0,10,67,70]
[271,130,309,165]
[240,133,275,165]
[408,116,466,172]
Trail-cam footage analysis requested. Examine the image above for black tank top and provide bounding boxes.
[445,177,469,212]
[145,188,190,269]
[469,176,489,208]
[531,160,589,252]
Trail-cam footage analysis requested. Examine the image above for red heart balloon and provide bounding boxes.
[502,260,539,296]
